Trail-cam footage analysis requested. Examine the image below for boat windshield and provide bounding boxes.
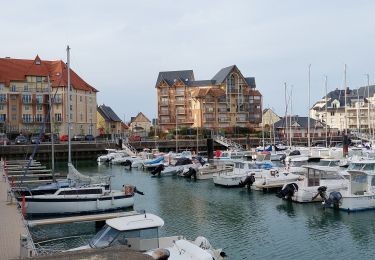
[318,161,331,166]
[89,225,120,248]
[348,163,363,170]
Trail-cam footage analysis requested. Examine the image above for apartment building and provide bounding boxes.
[0,55,98,136]
[311,86,375,132]
[156,65,262,131]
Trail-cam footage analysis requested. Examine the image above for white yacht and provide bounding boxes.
[97,149,128,163]
[70,212,225,260]
[277,165,349,203]
[323,160,375,211]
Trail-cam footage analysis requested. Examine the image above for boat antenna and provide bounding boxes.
[67,45,72,164]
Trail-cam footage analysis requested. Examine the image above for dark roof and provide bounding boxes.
[188,80,217,86]
[155,70,194,87]
[357,85,375,98]
[97,105,122,122]
[245,77,256,88]
[322,88,359,107]
[274,116,325,129]
[211,65,236,83]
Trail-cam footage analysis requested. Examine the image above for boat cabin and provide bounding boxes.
[304,166,346,187]
[346,161,375,195]
[54,185,110,196]
[88,213,165,251]
[316,159,340,167]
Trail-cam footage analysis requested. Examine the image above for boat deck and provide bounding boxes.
[0,165,36,259]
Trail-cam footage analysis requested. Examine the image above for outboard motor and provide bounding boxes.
[122,159,132,169]
[289,150,301,156]
[151,164,165,176]
[196,156,206,166]
[279,154,287,161]
[311,186,327,201]
[183,167,197,180]
[277,183,298,199]
[239,175,256,189]
[323,191,342,209]
[151,248,170,260]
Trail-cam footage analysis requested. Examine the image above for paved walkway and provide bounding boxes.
[0,164,32,260]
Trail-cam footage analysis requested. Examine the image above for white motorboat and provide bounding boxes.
[277,165,349,203]
[18,178,137,215]
[69,212,225,259]
[323,160,375,211]
[195,164,233,180]
[97,149,128,163]
[213,150,245,162]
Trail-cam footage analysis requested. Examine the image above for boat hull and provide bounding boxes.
[20,195,134,215]
[333,195,375,212]
[213,174,247,187]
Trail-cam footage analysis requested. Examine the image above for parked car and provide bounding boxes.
[0,133,10,145]
[15,135,29,145]
[45,133,59,143]
[85,134,95,141]
[60,135,69,142]
[71,135,85,141]
[30,134,43,144]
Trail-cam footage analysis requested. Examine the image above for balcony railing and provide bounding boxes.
[219,118,230,122]
[204,118,215,122]
[160,101,169,106]
[160,110,169,115]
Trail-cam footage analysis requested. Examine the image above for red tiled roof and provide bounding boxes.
[0,56,98,92]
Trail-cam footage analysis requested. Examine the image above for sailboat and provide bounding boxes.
[17,46,140,215]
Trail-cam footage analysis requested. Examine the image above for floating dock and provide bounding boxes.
[0,162,37,259]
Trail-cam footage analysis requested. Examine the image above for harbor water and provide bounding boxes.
[30,161,375,259]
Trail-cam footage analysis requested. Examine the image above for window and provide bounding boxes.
[89,97,92,103]
[70,113,72,120]
[24,105,30,111]
[55,113,62,122]
[79,96,82,102]
[11,105,16,112]
[11,85,16,92]
[11,114,16,121]
[36,95,43,104]
[22,114,32,123]
[0,114,5,122]
[330,112,335,116]
[10,95,16,100]
[70,105,73,111]
[36,76,42,82]
[0,83,4,91]
[80,113,83,121]
[37,105,43,111]
[22,94,32,103]
[70,95,72,101]
[0,94,6,102]
[24,85,29,92]
[35,114,43,122]
[0,105,3,111]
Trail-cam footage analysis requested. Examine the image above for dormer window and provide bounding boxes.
[35,60,41,65]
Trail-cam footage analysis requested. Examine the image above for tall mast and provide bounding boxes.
[325,75,328,148]
[356,89,360,134]
[175,111,178,153]
[308,64,311,150]
[48,76,55,175]
[284,83,288,147]
[344,64,347,135]
[67,45,72,164]
[366,74,370,137]
[289,86,293,147]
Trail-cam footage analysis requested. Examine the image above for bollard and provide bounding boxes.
[19,234,28,258]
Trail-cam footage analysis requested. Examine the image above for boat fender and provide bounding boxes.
[151,248,170,260]
[194,236,212,250]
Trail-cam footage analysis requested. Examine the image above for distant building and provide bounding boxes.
[274,116,337,140]
[155,65,262,131]
[97,104,123,135]
[310,87,375,132]
[0,55,98,136]
[261,108,280,128]
[129,112,152,137]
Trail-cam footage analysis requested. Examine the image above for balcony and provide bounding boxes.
[205,108,214,113]
[22,119,34,124]
[175,99,185,105]
[160,101,169,106]
[236,117,248,122]
[218,108,229,113]
[160,110,169,115]
[219,118,230,122]
[22,99,32,104]
[204,118,215,122]
[0,99,7,104]
[176,110,186,114]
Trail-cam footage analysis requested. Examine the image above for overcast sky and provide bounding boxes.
[1,0,375,121]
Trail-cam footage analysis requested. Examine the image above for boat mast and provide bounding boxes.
[284,82,288,147]
[175,112,178,153]
[48,76,55,176]
[356,88,360,135]
[67,45,72,164]
[325,75,328,148]
[289,86,293,147]
[366,74,371,140]
[344,64,348,135]
[308,64,311,151]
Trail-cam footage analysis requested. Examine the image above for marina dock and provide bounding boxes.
[0,163,36,259]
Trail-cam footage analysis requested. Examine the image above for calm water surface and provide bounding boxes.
[30,161,375,259]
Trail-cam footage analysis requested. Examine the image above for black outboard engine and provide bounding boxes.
[277,183,298,199]
[183,167,197,180]
[122,159,132,169]
[324,191,342,209]
[289,150,301,156]
[239,175,256,189]
[151,164,165,176]
[312,186,327,201]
